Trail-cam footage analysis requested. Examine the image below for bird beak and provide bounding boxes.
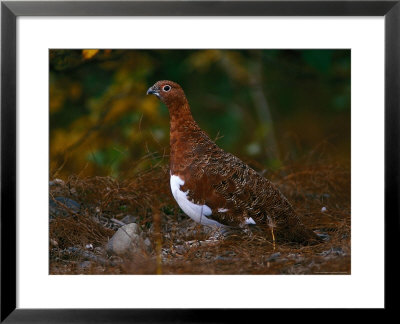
[146,86,159,97]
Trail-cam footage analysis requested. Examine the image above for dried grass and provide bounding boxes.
[50,159,350,275]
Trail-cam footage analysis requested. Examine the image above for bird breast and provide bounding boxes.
[169,174,223,227]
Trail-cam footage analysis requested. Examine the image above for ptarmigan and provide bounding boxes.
[147,80,321,245]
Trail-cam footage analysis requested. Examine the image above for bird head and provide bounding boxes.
[146,80,186,106]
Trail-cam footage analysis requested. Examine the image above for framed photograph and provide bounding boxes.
[1,0,397,321]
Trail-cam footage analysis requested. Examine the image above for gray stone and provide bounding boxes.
[320,247,345,257]
[49,196,80,219]
[143,237,153,253]
[78,261,92,270]
[50,238,59,247]
[266,252,281,262]
[106,223,143,256]
[121,215,137,224]
[49,179,65,186]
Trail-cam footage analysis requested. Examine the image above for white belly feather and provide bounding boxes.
[170,174,224,227]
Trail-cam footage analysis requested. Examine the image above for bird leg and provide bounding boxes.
[267,215,276,251]
[271,226,276,251]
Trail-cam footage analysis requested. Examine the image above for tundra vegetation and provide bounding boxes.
[50,49,350,274]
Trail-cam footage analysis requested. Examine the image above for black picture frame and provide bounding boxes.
[1,0,398,321]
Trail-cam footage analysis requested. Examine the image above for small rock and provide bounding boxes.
[266,252,281,262]
[121,215,137,224]
[49,196,80,219]
[66,247,112,266]
[143,237,153,253]
[287,253,302,259]
[50,238,58,247]
[321,207,327,212]
[106,223,143,256]
[49,179,65,186]
[320,247,345,257]
[78,261,92,270]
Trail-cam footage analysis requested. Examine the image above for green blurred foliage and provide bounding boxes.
[50,49,350,178]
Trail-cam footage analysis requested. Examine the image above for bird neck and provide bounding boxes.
[167,101,201,174]
[167,101,198,133]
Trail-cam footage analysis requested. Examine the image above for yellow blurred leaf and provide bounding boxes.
[140,97,159,118]
[189,50,221,71]
[49,83,65,113]
[82,49,99,60]
[51,129,77,155]
[104,96,135,123]
[69,83,82,100]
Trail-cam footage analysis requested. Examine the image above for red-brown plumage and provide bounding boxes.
[147,80,321,244]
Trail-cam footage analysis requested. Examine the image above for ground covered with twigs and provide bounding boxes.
[49,159,350,275]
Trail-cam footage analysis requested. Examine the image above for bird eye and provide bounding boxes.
[163,85,171,92]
